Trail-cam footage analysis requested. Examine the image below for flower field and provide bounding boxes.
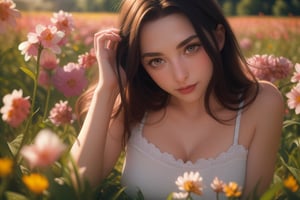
[1,1,300,199]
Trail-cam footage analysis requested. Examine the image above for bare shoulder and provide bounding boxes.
[242,81,285,197]
[254,80,284,110]
[248,80,285,134]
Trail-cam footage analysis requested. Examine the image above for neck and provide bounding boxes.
[168,98,206,118]
[168,94,225,119]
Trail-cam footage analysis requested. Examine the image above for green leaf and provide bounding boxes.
[8,134,24,156]
[260,182,283,200]
[48,180,78,200]
[280,156,300,182]
[20,67,36,82]
[5,191,28,200]
[111,187,126,200]
[166,193,174,200]
[283,120,300,128]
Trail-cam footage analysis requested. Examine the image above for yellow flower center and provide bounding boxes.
[183,181,202,195]
[284,175,299,192]
[45,32,53,41]
[61,19,68,28]
[22,173,49,194]
[42,29,54,41]
[0,158,13,177]
[296,96,300,104]
[223,182,242,198]
[0,4,10,21]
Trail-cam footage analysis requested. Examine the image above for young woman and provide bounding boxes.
[71,0,284,199]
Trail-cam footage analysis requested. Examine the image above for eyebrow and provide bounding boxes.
[141,34,199,59]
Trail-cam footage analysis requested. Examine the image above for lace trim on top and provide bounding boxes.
[129,123,248,169]
[128,100,248,168]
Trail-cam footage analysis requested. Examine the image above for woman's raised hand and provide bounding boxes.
[94,28,123,93]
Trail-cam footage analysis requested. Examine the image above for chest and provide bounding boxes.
[122,122,248,200]
[142,115,239,163]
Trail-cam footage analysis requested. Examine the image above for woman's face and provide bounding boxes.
[140,13,214,105]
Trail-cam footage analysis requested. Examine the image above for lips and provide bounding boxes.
[176,83,197,94]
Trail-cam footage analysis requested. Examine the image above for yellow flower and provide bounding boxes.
[175,171,203,195]
[0,157,13,177]
[22,173,49,194]
[284,175,299,192]
[223,182,242,198]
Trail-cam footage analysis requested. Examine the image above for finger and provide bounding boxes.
[94,31,121,52]
[94,28,120,36]
[94,28,120,45]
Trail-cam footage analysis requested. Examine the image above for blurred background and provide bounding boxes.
[13,0,300,16]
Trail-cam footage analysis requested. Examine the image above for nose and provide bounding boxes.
[171,59,189,83]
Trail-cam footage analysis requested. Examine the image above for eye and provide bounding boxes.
[147,58,165,67]
[185,43,202,54]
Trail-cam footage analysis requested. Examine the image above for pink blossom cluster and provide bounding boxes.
[50,10,75,46]
[52,62,88,97]
[39,60,88,97]
[0,89,30,127]
[20,129,66,168]
[38,49,60,88]
[18,24,64,61]
[78,48,97,69]
[49,100,75,126]
[18,10,74,61]
[0,0,20,33]
[16,10,90,98]
[247,54,293,83]
[286,63,300,114]
[37,50,89,98]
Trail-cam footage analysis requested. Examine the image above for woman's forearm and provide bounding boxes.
[70,86,118,185]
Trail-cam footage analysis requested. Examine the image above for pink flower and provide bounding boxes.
[35,24,65,53]
[18,32,40,61]
[211,177,225,193]
[49,100,74,126]
[19,23,65,61]
[38,69,51,88]
[51,10,74,35]
[21,129,66,168]
[78,48,97,69]
[51,10,74,46]
[40,49,59,70]
[291,63,300,83]
[0,89,30,128]
[247,54,293,82]
[0,0,21,33]
[52,62,88,97]
[286,84,300,114]
[239,37,252,51]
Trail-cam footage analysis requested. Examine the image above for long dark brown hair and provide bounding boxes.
[76,0,259,144]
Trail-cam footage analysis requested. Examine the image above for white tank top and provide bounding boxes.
[121,107,247,200]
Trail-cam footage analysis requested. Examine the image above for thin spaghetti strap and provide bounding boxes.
[138,112,147,133]
[233,101,244,145]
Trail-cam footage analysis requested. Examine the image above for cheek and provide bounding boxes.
[144,68,171,90]
[145,70,165,85]
[190,53,214,78]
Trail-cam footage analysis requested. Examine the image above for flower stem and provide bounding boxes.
[31,44,43,124]
[42,86,51,121]
[0,178,8,199]
[278,81,294,90]
[15,44,43,162]
[186,193,193,200]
